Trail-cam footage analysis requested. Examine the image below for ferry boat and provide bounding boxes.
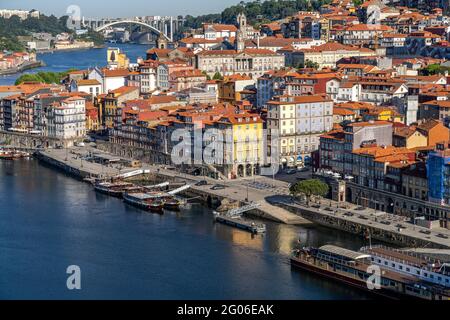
[290,245,450,300]
[94,182,135,198]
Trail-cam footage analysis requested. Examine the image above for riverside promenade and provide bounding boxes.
[273,196,450,249]
[34,146,450,244]
[35,146,310,225]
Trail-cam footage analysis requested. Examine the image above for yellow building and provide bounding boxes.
[366,107,405,123]
[212,112,264,179]
[107,48,130,70]
[393,127,428,149]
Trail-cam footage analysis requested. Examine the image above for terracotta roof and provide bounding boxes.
[102,68,130,77]
[347,120,392,127]
[333,107,355,116]
[77,79,100,86]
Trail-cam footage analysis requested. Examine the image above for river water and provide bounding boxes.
[0,45,373,299]
[0,43,151,86]
[0,160,374,299]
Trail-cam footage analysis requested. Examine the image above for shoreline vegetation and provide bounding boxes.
[13,69,78,85]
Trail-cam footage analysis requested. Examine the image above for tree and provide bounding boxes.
[213,72,223,80]
[420,63,450,76]
[305,60,320,70]
[14,69,77,85]
[289,179,329,204]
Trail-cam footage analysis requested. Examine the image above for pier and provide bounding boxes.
[35,147,136,179]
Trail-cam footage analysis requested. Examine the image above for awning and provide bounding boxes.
[281,158,287,163]
[297,156,303,161]
[289,157,295,163]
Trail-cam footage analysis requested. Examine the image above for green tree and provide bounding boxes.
[14,69,77,85]
[305,60,320,70]
[420,64,450,76]
[289,179,329,204]
[213,72,223,80]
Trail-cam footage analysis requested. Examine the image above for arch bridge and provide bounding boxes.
[94,20,172,41]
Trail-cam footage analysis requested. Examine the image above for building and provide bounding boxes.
[402,162,428,201]
[266,94,334,167]
[293,42,377,69]
[427,143,450,205]
[107,48,130,70]
[218,74,256,105]
[46,97,86,139]
[157,60,194,91]
[169,69,207,92]
[208,111,264,179]
[416,119,450,147]
[97,86,140,129]
[195,49,285,80]
[393,126,428,149]
[69,79,103,99]
[419,100,450,126]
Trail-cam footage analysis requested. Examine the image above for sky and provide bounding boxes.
[0,0,243,18]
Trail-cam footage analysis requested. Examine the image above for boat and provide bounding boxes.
[123,192,164,214]
[163,198,181,211]
[94,182,135,197]
[0,150,30,160]
[290,245,450,300]
[149,199,164,213]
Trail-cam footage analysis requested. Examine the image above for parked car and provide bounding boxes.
[436,233,449,239]
[285,169,297,175]
[195,180,208,186]
[211,185,226,190]
[344,212,354,217]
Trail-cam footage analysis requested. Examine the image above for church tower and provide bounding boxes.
[235,12,246,51]
[156,34,168,49]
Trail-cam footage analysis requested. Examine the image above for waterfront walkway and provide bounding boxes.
[273,196,450,248]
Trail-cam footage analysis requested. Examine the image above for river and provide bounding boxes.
[0,44,152,86]
[0,159,375,299]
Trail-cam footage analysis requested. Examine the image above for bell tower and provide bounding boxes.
[156,34,168,49]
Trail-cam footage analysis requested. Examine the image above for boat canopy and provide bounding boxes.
[319,245,371,261]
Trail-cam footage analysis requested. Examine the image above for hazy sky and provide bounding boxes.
[0,0,243,18]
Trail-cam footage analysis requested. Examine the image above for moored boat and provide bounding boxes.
[290,245,450,300]
[163,198,181,211]
[94,182,135,197]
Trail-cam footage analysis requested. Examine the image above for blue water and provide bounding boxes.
[0,160,374,299]
[0,43,151,86]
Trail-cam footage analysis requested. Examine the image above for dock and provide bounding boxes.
[214,214,266,234]
[35,148,138,179]
[214,202,266,234]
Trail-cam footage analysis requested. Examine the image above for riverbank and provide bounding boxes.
[37,44,106,54]
[0,60,45,76]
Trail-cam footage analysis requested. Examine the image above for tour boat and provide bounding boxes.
[94,182,135,198]
[290,245,450,300]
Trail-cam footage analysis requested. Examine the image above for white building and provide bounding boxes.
[266,94,334,167]
[47,97,86,139]
[69,79,103,98]
[88,67,129,93]
[139,60,158,94]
